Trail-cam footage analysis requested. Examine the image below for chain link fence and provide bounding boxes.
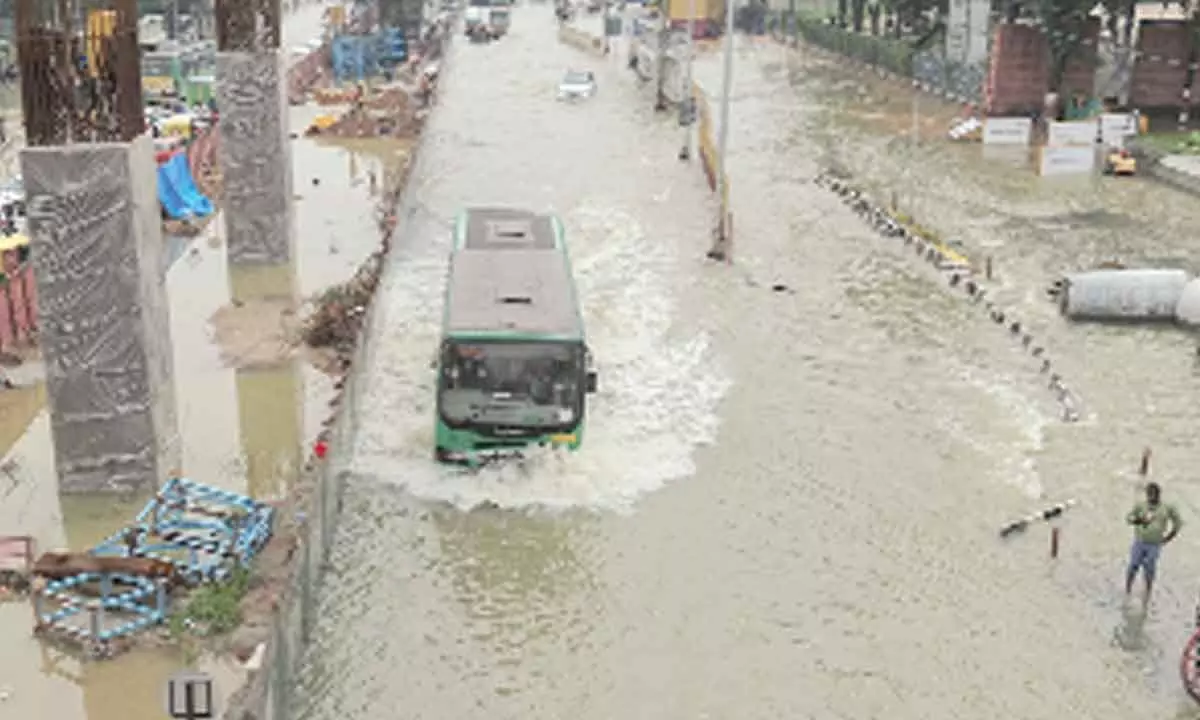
[776,12,985,105]
[228,27,448,719]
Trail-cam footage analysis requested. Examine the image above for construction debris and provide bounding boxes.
[0,535,33,596]
[301,253,384,360]
[32,551,183,587]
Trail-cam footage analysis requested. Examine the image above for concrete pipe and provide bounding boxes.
[1060,269,1190,321]
[1175,278,1200,326]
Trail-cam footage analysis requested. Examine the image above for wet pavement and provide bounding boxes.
[0,3,408,717]
[293,14,1200,720]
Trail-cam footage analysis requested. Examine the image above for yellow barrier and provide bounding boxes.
[692,81,729,214]
[556,26,606,57]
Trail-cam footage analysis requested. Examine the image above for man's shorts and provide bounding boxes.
[1128,539,1163,580]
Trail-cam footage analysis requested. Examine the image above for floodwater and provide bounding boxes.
[296,12,1200,720]
[0,3,406,718]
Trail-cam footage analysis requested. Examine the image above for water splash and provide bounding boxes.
[349,202,729,511]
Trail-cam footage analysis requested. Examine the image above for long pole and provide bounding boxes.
[712,0,735,255]
[908,68,919,215]
[679,0,696,159]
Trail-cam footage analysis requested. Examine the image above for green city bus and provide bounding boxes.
[434,208,598,465]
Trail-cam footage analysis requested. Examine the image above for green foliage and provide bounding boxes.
[1141,131,1200,156]
[796,14,915,76]
[879,0,939,38]
[169,567,252,639]
[1031,0,1095,91]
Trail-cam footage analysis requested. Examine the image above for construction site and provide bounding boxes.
[0,0,441,717]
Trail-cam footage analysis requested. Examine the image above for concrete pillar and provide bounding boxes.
[216,50,294,282]
[22,138,179,493]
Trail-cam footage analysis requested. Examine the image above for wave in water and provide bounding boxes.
[348,200,730,511]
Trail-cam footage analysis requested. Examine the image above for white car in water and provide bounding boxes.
[557,70,597,101]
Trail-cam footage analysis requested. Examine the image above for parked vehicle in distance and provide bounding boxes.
[557,70,597,101]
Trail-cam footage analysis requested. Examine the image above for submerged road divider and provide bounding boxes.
[814,169,1082,424]
[557,24,607,57]
[998,499,1078,539]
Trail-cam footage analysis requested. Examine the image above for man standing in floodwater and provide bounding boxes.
[1126,482,1183,601]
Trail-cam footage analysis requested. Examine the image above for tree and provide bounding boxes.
[1033,0,1094,92]
[880,0,937,37]
[851,0,867,31]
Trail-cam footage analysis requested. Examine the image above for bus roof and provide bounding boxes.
[445,208,581,340]
[455,206,560,251]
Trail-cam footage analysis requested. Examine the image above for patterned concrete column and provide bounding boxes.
[22,137,179,493]
[216,50,295,281]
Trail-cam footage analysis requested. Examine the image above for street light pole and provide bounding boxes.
[908,71,920,216]
[679,0,696,159]
[708,0,735,261]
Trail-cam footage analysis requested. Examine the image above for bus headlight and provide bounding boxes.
[549,433,577,445]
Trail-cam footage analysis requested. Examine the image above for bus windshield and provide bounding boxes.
[438,340,584,429]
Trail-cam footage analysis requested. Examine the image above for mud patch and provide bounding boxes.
[0,382,43,458]
[209,301,300,370]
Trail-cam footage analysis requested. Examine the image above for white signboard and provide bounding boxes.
[1048,121,1098,147]
[983,117,1033,145]
[1039,146,1097,177]
[1100,113,1137,147]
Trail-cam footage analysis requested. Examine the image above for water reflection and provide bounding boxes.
[235,361,305,500]
[228,259,299,306]
[427,505,601,692]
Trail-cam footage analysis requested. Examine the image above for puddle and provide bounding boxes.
[0,619,242,720]
[0,94,403,719]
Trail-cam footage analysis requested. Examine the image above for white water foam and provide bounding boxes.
[955,364,1051,500]
[348,201,730,512]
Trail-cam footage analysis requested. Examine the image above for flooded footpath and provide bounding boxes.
[0,5,418,718]
[286,15,1200,720]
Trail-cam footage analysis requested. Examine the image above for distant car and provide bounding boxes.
[557,70,597,101]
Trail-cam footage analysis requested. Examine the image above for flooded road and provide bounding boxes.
[0,3,402,717]
[296,13,1200,720]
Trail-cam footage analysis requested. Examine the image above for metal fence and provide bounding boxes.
[255,338,358,720]
[241,28,448,720]
[780,13,985,105]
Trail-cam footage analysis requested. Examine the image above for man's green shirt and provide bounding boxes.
[1128,501,1183,544]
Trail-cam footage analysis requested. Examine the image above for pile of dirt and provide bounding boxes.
[300,253,384,363]
[364,87,410,112]
[322,108,422,138]
[307,84,423,139]
[162,215,216,237]
[209,299,300,369]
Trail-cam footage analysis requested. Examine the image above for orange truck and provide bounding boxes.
[665,0,724,38]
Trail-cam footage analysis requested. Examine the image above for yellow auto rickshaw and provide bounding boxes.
[160,113,194,139]
[1103,148,1137,176]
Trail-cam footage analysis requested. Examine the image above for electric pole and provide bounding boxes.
[654,10,669,111]
[707,0,735,261]
[678,0,696,159]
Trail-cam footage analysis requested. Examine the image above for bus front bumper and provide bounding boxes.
[435,433,579,466]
